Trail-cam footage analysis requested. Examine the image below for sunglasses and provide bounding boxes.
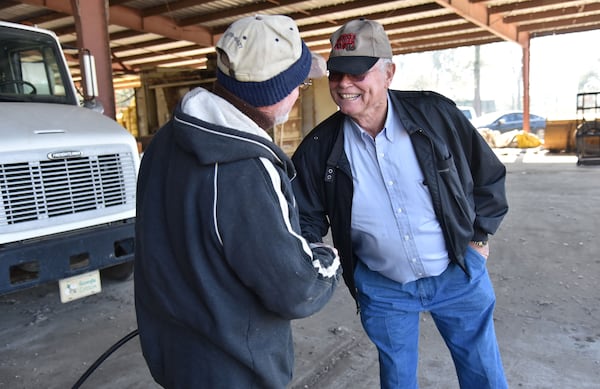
[327,70,370,83]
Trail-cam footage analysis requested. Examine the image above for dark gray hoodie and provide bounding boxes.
[134,87,340,389]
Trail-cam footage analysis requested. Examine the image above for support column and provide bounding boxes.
[521,33,531,133]
[70,0,116,119]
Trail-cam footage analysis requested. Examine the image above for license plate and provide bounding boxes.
[58,270,102,303]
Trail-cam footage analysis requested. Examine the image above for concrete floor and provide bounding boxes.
[1,148,599,389]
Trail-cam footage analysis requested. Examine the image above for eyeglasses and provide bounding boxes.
[299,79,312,90]
[327,71,370,83]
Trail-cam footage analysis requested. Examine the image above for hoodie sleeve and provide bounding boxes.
[214,157,340,320]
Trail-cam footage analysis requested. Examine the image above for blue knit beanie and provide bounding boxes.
[216,15,312,107]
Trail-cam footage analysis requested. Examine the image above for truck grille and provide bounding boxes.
[0,153,136,226]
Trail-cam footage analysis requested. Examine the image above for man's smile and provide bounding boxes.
[339,93,361,100]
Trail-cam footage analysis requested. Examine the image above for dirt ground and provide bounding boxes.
[1,148,599,389]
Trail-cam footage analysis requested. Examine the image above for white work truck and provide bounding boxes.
[0,21,140,302]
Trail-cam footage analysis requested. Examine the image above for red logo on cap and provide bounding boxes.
[333,33,356,51]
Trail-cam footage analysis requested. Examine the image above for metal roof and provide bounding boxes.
[2,0,600,88]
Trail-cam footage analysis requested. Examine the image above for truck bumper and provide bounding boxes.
[0,219,135,295]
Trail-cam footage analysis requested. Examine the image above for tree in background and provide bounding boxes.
[578,62,600,93]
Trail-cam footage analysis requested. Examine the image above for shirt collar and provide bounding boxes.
[382,94,395,142]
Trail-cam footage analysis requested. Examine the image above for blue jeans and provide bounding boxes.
[354,247,508,389]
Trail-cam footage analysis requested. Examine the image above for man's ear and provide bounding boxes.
[385,62,396,86]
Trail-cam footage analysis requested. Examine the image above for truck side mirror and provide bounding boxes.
[80,49,104,113]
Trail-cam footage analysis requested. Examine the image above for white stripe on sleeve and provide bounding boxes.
[258,157,313,258]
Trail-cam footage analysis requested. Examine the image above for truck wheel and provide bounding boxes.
[101,262,134,281]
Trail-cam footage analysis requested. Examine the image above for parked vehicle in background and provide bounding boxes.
[472,111,546,137]
[0,21,140,301]
[458,106,476,121]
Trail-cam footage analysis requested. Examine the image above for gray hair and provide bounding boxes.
[377,58,394,71]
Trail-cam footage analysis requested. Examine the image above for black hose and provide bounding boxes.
[71,328,139,389]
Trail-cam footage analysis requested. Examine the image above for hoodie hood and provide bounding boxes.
[172,87,295,178]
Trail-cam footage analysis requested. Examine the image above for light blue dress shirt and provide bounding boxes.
[343,98,450,284]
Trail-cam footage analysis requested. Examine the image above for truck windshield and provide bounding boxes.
[0,26,75,104]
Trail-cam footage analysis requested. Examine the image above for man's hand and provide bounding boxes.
[469,241,489,259]
[309,242,341,279]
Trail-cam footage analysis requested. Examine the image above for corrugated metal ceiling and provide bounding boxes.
[1,0,599,88]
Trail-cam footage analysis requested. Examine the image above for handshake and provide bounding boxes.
[309,242,342,280]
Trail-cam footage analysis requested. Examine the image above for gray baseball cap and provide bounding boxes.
[327,18,393,75]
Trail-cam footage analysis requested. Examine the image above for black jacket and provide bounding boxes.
[292,90,508,301]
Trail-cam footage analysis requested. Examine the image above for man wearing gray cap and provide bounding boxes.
[293,18,509,388]
[134,14,341,389]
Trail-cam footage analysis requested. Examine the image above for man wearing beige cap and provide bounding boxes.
[134,14,340,388]
[293,18,509,388]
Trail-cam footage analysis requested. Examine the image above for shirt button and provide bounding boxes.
[388,180,394,186]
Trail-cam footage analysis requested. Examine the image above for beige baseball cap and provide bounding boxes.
[216,14,312,106]
[328,18,393,75]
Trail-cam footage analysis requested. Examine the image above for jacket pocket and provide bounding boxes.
[437,153,475,233]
